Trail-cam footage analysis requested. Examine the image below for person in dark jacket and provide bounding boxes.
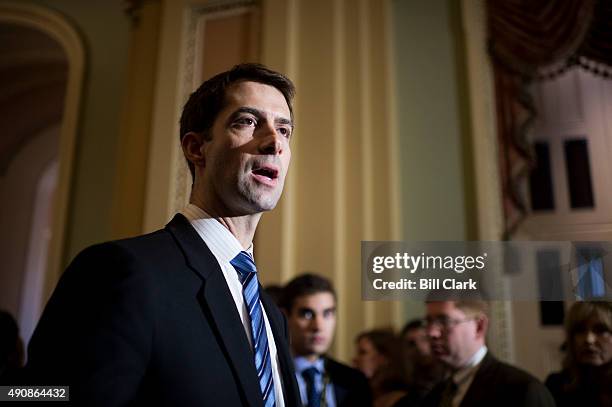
[545,301,612,407]
[395,299,555,407]
[281,273,372,407]
[25,63,301,406]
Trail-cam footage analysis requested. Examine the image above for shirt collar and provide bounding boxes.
[294,356,325,375]
[181,203,254,263]
[453,346,487,385]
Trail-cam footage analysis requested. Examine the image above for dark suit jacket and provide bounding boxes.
[26,214,301,407]
[413,352,555,407]
[325,357,372,407]
[546,366,612,407]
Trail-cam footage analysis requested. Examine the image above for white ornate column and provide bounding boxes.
[461,0,513,362]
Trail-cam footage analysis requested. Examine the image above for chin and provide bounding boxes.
[238,188,281,213]
[314,345,330,356]
[258,200,278,212]
[249,196,280,212]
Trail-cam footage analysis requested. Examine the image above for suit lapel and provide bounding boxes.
[166,214,264,407]
[260,289,301,406]
[324,359,348,404]
[459,352,495,407]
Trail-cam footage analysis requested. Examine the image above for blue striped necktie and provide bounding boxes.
[231,251,276,407]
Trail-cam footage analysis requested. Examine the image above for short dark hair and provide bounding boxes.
[179,63,296,178]
[264,284,284,306]
[279,273,336,312]
[400,318,425,338]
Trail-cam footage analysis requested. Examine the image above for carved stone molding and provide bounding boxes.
[169,0,260,217]
[461,0,512,362]
[123,0,160,26]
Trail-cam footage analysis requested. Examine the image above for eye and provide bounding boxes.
[435,318,449,327]
[592,324,611,336]
[277,126,292,138]
[234,116,257,128]
[574,323,587,334]
[299,310,314,320]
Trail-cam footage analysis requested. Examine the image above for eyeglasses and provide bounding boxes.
[422,316,474,331]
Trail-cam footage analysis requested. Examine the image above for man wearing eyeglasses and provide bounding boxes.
[416,300,555,407]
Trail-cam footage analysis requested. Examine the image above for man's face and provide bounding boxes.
[425,302,486,369]
[198,81,292,215]
[573,316,612,366]
[287,292,336,360]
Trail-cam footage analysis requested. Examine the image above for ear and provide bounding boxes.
[181,131,207,168]
[475,314,489,339]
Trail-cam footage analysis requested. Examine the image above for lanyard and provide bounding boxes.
[319,370,330,407]
[303,367,331,407]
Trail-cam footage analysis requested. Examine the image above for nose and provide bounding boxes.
[426,324,441,339]
[310,315,322,331]
[585,331,597,344]
[258,122,283,155]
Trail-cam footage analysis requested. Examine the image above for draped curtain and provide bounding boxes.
[486,0,612,238]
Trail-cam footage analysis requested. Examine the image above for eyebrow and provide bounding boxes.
[229,106,293,128]
[296,306,336,313]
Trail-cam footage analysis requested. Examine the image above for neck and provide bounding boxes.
[456,344,485,369]
[297,353,322,364]
[214,214,261,248]
[189,197,262,249]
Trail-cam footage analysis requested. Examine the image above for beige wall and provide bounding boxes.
[258,0,402,361]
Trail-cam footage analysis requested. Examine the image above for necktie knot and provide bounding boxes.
[440,377,458,407]
[231,251,257,282]
[302,366,319,382]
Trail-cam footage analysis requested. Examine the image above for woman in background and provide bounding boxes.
[353,329,407,407]
[545,301,612,406]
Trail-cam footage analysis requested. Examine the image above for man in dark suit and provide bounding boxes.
[26,63,301,406]
[403,300,555,407]
[280,274,371,407]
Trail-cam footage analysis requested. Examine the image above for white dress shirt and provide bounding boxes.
[181,204,285,406]
[449,345,488,407]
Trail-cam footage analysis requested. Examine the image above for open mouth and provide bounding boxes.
[252,164,279,180]
[251,163,279,185]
